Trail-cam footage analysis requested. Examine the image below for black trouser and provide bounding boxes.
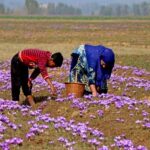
[11,53,31,101]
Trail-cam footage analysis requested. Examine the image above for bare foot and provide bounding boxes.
[27,95,36,108]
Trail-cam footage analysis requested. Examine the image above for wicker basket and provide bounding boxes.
[65,82,85,98]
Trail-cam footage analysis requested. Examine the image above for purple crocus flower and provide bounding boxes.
[143,122,150,128]
[98,145,109,150]
[97,110,104,117]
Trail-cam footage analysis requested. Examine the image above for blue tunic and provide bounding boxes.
[85,44,115,87]
[69,44,115,92]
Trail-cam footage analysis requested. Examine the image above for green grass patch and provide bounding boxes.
[0,15,150,21]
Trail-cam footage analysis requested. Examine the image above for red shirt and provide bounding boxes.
[19,49,51,80]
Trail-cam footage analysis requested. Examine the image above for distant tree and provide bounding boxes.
[122,4,130,16]
[91,11,95,16]
[140,2,150,16]
[132,4,141,16]
[99,4,131,17]
[47,3,56,15]
[105,6,113,16]
[54,3,82,16]
[99,6,107,16]
[25,0,40,15]
[6,8,12,14]
[55,3,67,15]
[115,4,122,16]
[0,3,5,14]
[99,5,113,16]
[66,6,82,15]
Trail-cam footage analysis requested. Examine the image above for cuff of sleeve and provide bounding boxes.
[44,76,49,80]
[89,79,95,85]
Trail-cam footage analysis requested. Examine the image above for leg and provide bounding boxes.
[21,66,35,107]
[11,54,21,101]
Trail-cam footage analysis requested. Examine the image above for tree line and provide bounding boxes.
[0,0,150,16]
[97,2,150,16]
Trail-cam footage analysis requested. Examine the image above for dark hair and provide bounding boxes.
[51,52,63,67]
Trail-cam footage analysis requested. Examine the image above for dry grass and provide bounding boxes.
[0,18,150,70]
[0,43,149,60]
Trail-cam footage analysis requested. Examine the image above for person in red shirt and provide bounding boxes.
[11,48,63,107]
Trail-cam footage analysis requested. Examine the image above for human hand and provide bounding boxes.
[50,86,57,100]
[46,78,57,99]
[51,93,57,100]
[28,79,33,89]
[51,86,57,94]
[90,84,97,97]
[92,91,98,97]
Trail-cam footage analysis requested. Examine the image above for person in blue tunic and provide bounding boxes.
[69,44,115,97]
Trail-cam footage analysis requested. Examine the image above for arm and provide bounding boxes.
[87,67,98,97]
[28,68,41,88]
[30,68,40,80]
[89,84,97,97]
[45,77,57,95]
[37,58,57,95]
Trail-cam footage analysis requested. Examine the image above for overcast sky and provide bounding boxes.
[1,0,150,7]
[0,0,149,10]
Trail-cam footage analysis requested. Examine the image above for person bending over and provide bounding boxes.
[11,48,63,107]
[69,44,115,97]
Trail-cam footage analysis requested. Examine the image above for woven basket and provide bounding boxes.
[65,82,85,98]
